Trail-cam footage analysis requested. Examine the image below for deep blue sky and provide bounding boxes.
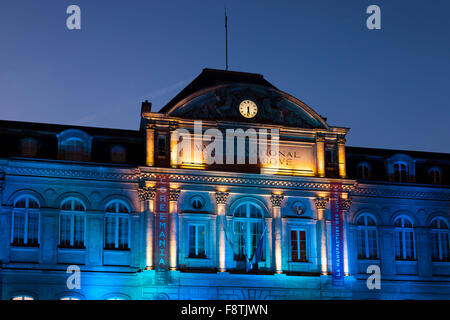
[1,0,449,152]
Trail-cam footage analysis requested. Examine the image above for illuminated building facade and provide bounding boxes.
[0,69,449,300]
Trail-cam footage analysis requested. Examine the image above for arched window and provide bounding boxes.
[357,162,370,180]
[393,162,408,183]
[20,138,38,157]
[355,214,378,259]
[65,138,86,161]
[111,145,126,163]
[431,218,449,262]
[60,296,81,300]
[232,202,265,262]
[104,200,130,250]
[11,196,40,246]
[12,295,34,300]
[394,216,416,260]
[429,167,442,185]
[60,198,86,248]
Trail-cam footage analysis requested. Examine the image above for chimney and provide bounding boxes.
[141,100,152,114]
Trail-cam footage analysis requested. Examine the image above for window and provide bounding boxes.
[190,196,204,210]
[393,162,408,183]
[12,295,34,300]
[104,200,130,250]
[158,135,166,157]
[60,296,81,300]
[11,196,40,246]
[65,138,85,161]
[429,167,442,185]
[60,198,86,248]
[20,138,38,157]
[188,224,206,258]
[357,162,370,180]
[356,214,378,259]
[431,218,449,262]
[233,202,265,262]
[394,216,416,260]
[290,229,307,262]
[292,202,304,215]
[57,129,92,162]
[111,145,126,163]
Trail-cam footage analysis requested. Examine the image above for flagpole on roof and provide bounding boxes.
[225,6,229,71]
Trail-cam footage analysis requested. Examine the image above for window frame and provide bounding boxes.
[430,217,450,262]
[104,200,131,250]
[11,195,40,247]
[289,228,308,263]
[232,202,265,262]
[59,198,87,249]
[357,162,371,180]
[394,216,416,261]
[393,161,408,183]
[428,167,442,185]
[355,213,379,260]
[187,223,207,259]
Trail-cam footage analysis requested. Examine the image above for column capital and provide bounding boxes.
[169,121,179,131]
[337,136,346,144]
[169,189,181,202]
[215,191,229,205]
[316,135,325,143]
[138,187,156,201]
[314,197,329,210]
[146,122,156,130]
[270,194,284,207]
[341,198,352,212]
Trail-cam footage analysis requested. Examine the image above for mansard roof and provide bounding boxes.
[158,68,329,130]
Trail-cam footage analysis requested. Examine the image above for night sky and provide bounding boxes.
[1,0,449,152]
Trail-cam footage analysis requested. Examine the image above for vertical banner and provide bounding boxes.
[330,181,344,287]
[155,175,170,270]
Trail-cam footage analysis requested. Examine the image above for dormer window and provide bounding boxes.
[57,129,92,162]
[111,145,126,163]
[393,162,408,183]
[20,138,38,157]
[357,162,371,180]
[429,167,442,184]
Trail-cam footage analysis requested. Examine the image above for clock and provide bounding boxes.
[239,100,258,118]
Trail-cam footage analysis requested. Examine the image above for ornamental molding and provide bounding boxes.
[138,172,355,193]
[2,164,138,182]
[215,191,229,205]
[314,197,329,210]
[2,163,450,201]
[352,185,450,201]
[138,187,156,201]
[169,189,181,202]
[341,198,352,211]
[270,194,284,207]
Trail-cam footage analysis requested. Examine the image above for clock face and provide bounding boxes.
[239,100,258,118]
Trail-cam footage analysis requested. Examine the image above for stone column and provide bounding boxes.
[169,122,179,168]
[216,191,229,272]
[314,197,329,275]
[271,193,284,274]
[338,136,346,178]
[342,198,352,276]
[316,135,326,177]
[169,189,180,270]
[145,124,155,167]
[138,186,156,270]
[215,191,229,272]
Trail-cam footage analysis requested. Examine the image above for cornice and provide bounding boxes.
[2,161,450,201]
